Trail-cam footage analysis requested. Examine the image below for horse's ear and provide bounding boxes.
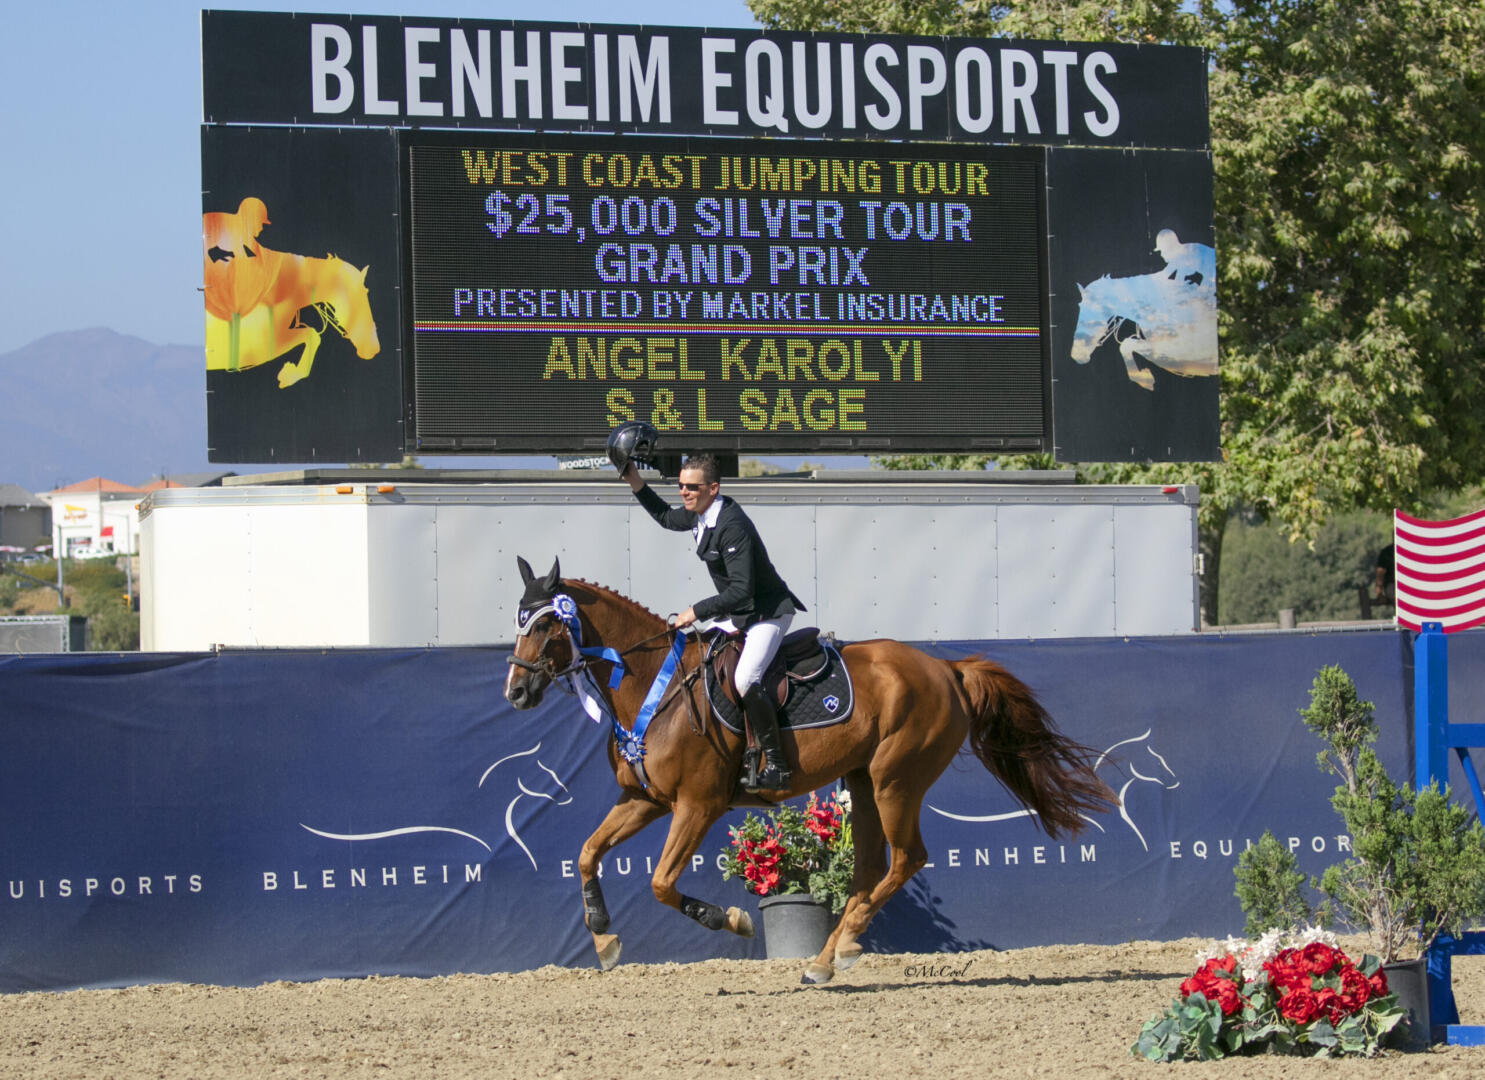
[544,557,561,591]
[517,556,534,584]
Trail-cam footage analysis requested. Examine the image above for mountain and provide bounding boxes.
[0,329,850,495]
[0,329,213,495]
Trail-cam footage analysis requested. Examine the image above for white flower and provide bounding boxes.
[1200,925,1341,982]
[834,788,852,813]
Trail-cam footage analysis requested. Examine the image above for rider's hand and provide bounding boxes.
[673,607,697,628]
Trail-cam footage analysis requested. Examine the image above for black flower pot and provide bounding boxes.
[1383,956,1432,1050]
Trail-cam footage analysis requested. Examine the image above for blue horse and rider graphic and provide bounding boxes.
[1070,229,1218,390]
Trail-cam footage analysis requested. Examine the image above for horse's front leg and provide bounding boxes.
[274,311,322,388]
[652,802,754,940]
[578,792,667,971]
[1118,335,1156,390]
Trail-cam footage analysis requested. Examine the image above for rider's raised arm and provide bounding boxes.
[632,481,695,532]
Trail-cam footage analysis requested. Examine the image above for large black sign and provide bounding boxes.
[202,126,404,464]
[203,12,1208,150]
[406,132,1047,452]
[201,11,1219,464]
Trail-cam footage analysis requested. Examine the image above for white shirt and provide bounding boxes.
[692,495,724,549]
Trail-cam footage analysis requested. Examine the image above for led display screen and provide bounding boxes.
[405,132,1048,453]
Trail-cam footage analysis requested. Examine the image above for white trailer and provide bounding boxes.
[138,471,1199,651]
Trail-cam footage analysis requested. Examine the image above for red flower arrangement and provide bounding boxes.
[1135,933,1407,1061]
[721,791,854,913]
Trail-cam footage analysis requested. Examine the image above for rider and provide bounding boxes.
[610,425,804,793]
[1152,228,1216,289]
[202,197,274,321]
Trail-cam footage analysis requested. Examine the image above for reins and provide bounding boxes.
[510,589,723,764]
[508,623,678,681]
[312,300,347,340]
[585,625,711,736]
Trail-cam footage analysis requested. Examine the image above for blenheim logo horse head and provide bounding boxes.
[298,741,574,872]
[927,728,1178,852]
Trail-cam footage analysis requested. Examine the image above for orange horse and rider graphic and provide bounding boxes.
[203,198,380,387]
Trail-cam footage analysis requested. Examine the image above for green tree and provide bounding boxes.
[761,1,1485,625]
[1218,508,1391,624]
[58,558,139,651]
[1299,666,1485,960]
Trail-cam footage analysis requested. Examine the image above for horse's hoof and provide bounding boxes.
[835,942,863,970]
[277,363,301,388]
[800,961,835,985]
[725,907,754,938]
[594,934,622,971]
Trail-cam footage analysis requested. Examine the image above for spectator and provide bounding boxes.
[1374,542,1395,603]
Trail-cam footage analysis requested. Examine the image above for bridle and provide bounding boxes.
[1091,313,1143,354]
[312,299,348,341]
[507,591,712,745]
[508,592,672,685]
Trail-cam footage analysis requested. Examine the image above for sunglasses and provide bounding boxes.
[678,481,711,492]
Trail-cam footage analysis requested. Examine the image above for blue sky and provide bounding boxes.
[1,1,757,357]
[1,1,882,475]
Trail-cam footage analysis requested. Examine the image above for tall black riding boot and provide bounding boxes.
[742,684,792,792]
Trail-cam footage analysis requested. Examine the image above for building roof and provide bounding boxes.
[138,471,236,492]
[0,483,47,508]
[44,477,144,496]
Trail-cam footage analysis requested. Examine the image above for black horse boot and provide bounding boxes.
[742,683,792,792]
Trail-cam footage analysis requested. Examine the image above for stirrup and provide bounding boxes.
[745,755,791,793]
[741,747,762,791]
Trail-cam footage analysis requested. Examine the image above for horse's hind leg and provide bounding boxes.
[803,769,886,985]
[651,801,753,940]
[578,793,667,970]
[803,778,930,985]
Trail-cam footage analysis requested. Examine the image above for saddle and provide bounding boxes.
[705,626,830,710]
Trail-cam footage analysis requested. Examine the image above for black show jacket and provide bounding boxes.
[634,486,804,627]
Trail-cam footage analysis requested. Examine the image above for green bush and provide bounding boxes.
[1234,830,1313,938]
[57,558,139,651]
[0,573,19,611]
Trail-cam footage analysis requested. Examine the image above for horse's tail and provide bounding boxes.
[952,657,1115,840]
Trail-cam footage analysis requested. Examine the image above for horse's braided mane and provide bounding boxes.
[565,577,668,629]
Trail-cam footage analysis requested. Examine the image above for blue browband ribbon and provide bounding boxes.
[546,594,625,689]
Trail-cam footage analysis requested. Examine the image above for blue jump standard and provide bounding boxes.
[1415,622,1485,1045]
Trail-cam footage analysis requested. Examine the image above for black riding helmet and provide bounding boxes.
[605,420,660,473]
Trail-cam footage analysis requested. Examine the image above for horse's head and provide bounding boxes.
[1069,277,1114,365]
[506,556,573,709]
[323,258,380,360]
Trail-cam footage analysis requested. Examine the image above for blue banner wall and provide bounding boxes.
[3,629,1476,992]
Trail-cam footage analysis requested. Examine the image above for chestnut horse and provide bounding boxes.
[504,557,1114,984]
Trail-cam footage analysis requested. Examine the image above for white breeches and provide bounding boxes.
[734,614,793,693]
